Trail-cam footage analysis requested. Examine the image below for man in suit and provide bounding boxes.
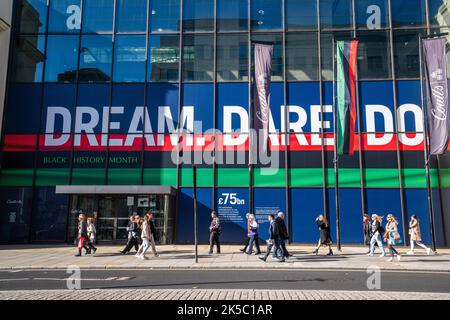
[274,211,292,259]
[259,213,284,262]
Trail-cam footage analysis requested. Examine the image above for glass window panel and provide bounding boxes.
[79,35,113,82]
[393,29,425,79]
[183,0,214,32]
[116,0,148,32]
[320,31,352,80]
[251,0,282,31]
[217,0,248,31]
[429,0,450,27]
[431,28,450,78]
[150,0,180,32]
[391,0,426,27]
[217,34,248,82]
[114,35,147,82]
[149,34,180,82]
[357,31,391,79]
[182,35,214,82]
[0,188,33,243]
[48,0,81,33]
[11,35,45,82]
[320,0,353,29]
[82,0,115,33]
[286,33,319,81]
[286,0,317,30]
[44,35,79,82]
[251,34,284,81]
[17,0,48,34]
[356,0,389,29]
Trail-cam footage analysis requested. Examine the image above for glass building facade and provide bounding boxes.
[1,0,450,245]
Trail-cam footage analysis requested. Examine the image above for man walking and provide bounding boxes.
[240,213,251,253]
[259,214,284,262]
[209,211,221,254]
[275,211,292,259]
[246,213,261,255]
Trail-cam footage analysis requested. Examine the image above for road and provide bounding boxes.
[0,269,449,293]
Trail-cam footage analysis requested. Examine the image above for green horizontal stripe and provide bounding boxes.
[72,169,106,185]
[108,169,141,185]
[180,168,214,187]
[217,168,249,187]
[36,169,70,186]
[254,168,286,187]
[144,168,177,186]
[0,169,34,187]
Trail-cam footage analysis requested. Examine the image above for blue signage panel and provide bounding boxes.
[253,188,286,241]
[216,188,249,243]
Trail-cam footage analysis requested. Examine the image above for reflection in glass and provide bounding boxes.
[149,35,180,82]
[116,0,148,32]
[183,0,214,32]
[251,0,282,31]
[320,31,352,80]
[217,0,248,31]
[391,0,426,27]
[183,35,214,82]
[251,34,284,81]
[356,0,388,29]
[17,0,48,34]
[113,36,147,82]
[79,35,113,82]
[150,0,180,32]
[429,0,450,27]
[286,33,319,81]
[320,0,353,29]
[217,34,248,82]
[44,35,79,82]
[357,31,391,79]
[393,30,424,79]
[48,0,81,33]
[12,35,45,82]
[82,0,115,33]
[286,0,317,30]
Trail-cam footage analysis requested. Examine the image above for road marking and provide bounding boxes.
[0,278,30,281]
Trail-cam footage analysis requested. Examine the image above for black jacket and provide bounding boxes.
[275,217,289,240]
[78,221,88,238]
[268,220,279,240]
[150,221,157,240]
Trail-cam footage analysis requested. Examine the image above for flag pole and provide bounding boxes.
[333,38,342,252]
[418,35,438,253]
[193,165,199,263]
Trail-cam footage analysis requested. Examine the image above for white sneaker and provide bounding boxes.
[139,255,147,260]
[387,257,393,262]
[426,248,431,255]
[135,253,141,258]
[380,253,386,258]
[367,253,373,256]
[406,251,414,255]
[397,255,401,262]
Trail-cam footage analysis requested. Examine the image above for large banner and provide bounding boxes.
[253,43,273,154]
[423,37,450,155]
[336,40,359,156]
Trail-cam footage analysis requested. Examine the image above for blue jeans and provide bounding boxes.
[369,232,385,254]
[246,234,261,254]
[273,239,287,258]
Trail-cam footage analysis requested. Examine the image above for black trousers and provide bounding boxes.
[209,232,221,253]
[122,237,139,253]
[242,237,250,250]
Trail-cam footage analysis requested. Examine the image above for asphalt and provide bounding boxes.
[0,269,449,293]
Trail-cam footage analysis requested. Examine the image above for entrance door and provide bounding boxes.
[97,197,129,242]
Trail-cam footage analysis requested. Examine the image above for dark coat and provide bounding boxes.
[78,220,88,238]
[275,217,289,240]
[364,220,373,245]
[317,220,332,245]
[268,220,279,240]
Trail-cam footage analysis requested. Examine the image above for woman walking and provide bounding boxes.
[75,214,96,256]
[367,214,386,257]
[246,214,261,255]
[407,215,431,255]
[121,215,140,255]
[385,214,402,262]
[86,217,97,254]
[135,212,158,260]
[313,215,333,256]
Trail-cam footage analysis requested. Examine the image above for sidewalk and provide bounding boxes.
[0,245,449,272]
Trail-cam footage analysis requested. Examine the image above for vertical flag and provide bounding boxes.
[254,43,273,154]
[336,40,359,156]
[423,37,450,155]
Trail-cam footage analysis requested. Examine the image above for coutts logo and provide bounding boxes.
[430,68,448,121]
[256,73,270,124]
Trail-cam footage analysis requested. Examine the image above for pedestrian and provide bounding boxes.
[147,212,159,257]
[240,213,251,253]
[86,217,97,253]
[136,212,158,260]
[385,214,402,262]
[363,213,373,253]
[313,214,333,256]
[259,214,283,262]
[246,213,261,255]
[209,211,221,254]
[275,211,291,259]
[407,215,432,255]
[120,215,140,255]
[75,214,96,256]
[367,214,386,257]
